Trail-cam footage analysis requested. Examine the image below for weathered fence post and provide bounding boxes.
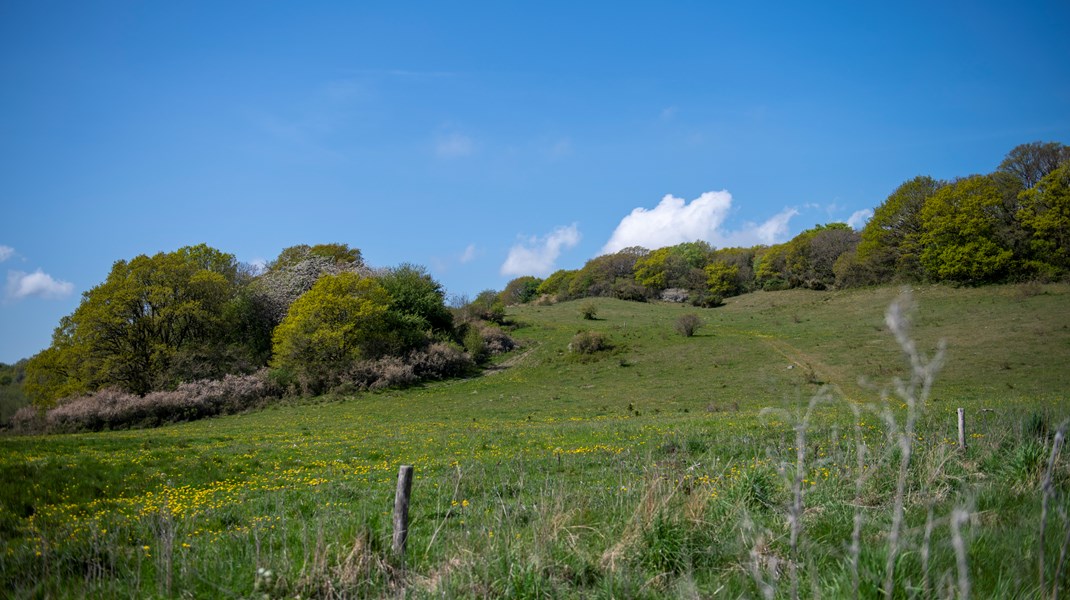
[392,465,414,558]
[957,408,966,451]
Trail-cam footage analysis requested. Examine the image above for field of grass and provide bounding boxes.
[2,283,1069,598]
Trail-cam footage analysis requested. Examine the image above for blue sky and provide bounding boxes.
[2,1,1069,363]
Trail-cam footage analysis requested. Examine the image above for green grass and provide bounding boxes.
[2,283,1069,598]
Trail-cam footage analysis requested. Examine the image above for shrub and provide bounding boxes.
[612,279,650,302]
[346,356,418,391]
[407,342,473,380]
[581,303,598,320]
[339,342,475,392]
[26,370,281,433]
[481,325,517,355]
[660,288,689,303]
[675,314,703,337]
[569,331,610,354]
[463,326,488,363]
[690,291,724,308]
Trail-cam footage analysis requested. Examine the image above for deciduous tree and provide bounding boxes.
[270,273,399,394]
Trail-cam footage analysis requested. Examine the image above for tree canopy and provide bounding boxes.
[25,245,245,404]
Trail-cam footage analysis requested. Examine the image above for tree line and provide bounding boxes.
[22,243,498,410]
[498,141,1070,308]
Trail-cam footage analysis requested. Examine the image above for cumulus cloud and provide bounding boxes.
[846,209,873,230]
[435,132,474,158]
[501,224,581,277]
[6,269,74,300]
[602,191,801,253]
[602,191,733,253]
[0,245,13,263]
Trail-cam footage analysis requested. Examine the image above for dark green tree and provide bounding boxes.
[499,276,543,305]
[379,264,454,338]
[856,176,945,282]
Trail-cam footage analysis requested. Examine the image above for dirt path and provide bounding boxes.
[748,333,858,400]
[482,343,537,375]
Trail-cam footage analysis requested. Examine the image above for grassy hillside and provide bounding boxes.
[2,284,1069,598]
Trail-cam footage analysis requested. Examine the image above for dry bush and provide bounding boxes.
[33,371,280,433]
[9,405,42,433]
[675,314,703,337]
[569,331,610,354]
[342,343,474,392]
[347,356,418,391]
[408,342,473,380]
[480,325,517,355]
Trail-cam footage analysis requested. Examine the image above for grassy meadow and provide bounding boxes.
[2,284,1070,598]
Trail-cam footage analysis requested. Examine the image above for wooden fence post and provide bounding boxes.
[957,408,966,451]
[393,465,414,558]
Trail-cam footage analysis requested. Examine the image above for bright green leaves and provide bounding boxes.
[1017,161,1070,276]
[24,245,243,405]
[704,262,741,297]
[920,175,1016,284]
[270,273,398,394]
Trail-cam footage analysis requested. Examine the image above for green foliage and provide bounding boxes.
[920,175,1016,283]
[24,245,244,404]
[711,247,757,292]
[0,361,29,422]
[268,243,363,272]
[580,302,598,320]
[633,242,711,291]
[468,290,506,324]
[463,326,488,363]
[776,223,860,289]
[857,176,945,282]
[754,224,860,290]
[270,273,399,394]
[536,269,576,300]
[499,276,543,305]
[1017,161,1070,277]
[568,248,648,298]
[378,263,454,336]
[704,261,741,297]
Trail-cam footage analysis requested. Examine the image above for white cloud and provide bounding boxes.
[459,244,477,264]
[602,191,733,254]
[746,208,800,246]
[501,224,581,277]
[0,245,13,263]
[6,269,74,300]
[435,132,474,158]
[602,191,801,253]
[847,209,874,230]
